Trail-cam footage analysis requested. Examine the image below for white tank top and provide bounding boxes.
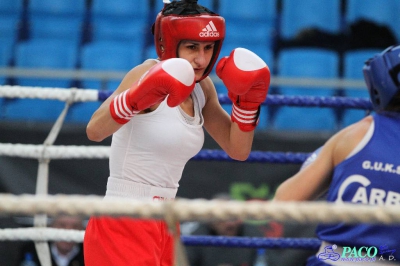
[106,83,205,200]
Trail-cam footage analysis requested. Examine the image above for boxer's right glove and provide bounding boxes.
[110,58,196,124]
[216,48,270,132]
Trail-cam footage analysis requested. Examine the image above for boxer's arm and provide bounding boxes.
[110,58,195,124]
[274,116,374,201]
[86,62,153,142]
[202,77,254,161]
[274,142,334,201]
[86,59,195,141]
[201,48,270,161]
[216,48,270,132]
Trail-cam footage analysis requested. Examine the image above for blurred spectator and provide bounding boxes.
[279,19,397,53]
[16,215,85,266]
[185,193,266,266]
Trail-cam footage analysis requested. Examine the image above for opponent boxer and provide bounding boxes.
[84,0,270,265]
[274,45,400,265]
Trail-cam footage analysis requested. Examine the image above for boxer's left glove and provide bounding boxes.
[216,48,270,132]
[110,58,195,124]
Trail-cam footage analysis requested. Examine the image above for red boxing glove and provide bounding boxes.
[216,48,270,132]
[110,58,196,124]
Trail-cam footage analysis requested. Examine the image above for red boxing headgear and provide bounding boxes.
[152,1,225,82]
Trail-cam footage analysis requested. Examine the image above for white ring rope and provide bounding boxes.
[0,85,98,102]
[0,228,84,242]
[0,143,110,159]
[0,194,399,225]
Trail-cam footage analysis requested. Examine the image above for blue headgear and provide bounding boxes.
[363,45,400,112]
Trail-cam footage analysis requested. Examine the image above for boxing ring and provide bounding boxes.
[2,84,397,266]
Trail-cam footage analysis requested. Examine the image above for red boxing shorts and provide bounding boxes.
[84,216,175,266]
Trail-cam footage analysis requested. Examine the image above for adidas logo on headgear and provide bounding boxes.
[199,21,220,37]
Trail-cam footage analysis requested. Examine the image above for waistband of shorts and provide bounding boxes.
[105,177,177,201]
[316,241,399,266]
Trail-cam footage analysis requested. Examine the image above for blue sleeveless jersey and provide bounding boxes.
[316,114,400,260]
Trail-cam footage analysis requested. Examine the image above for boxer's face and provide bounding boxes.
[178,40,215,81]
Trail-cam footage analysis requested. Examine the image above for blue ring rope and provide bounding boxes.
[194,150,310,164]
[181,236,321,250]
[98,91,373,110]
[99,91,369,164]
